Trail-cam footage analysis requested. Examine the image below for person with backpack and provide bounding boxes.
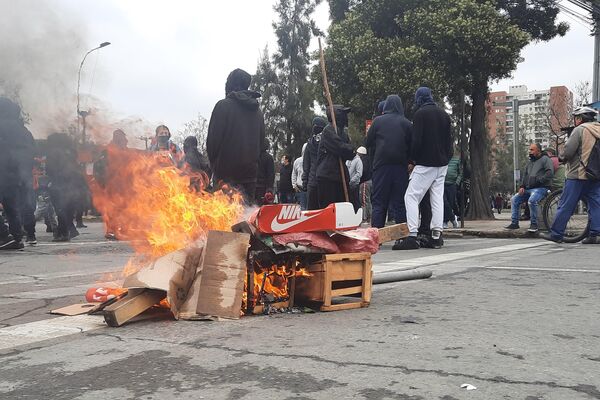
[540,106,600,244]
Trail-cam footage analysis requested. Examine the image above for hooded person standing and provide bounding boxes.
[302,116,327,210]
[207,68,265,203]
[365,94,412,228]
[395,87,453,250]
[255,139,275,205]
[292,143,308,210]
[0,98,34,250]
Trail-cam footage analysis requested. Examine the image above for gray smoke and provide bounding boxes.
[0,0,88,138]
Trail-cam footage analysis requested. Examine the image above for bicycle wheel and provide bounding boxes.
[542,189,589,243]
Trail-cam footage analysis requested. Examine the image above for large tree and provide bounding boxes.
[272,0,322,157]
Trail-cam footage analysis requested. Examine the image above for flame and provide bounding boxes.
[91,146,243,271]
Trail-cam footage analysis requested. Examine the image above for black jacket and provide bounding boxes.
[411,103,453,167]
[521,154,554,189]
[359,153,372,183]
[302,133,320,189]
[0,98,35,192]
[365,95,412,171]
[184,149,211,176]
[279,163,293,193]
[256,150,275,191]
[316,125,354,182]
[207,90,265,184]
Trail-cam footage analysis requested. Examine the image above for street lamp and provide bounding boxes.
[77,41,111,144]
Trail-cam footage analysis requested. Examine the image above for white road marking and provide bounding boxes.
[0,315,106,351]
[485,266,600,273]
[372,242,548,273]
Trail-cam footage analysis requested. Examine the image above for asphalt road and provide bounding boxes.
[0,222,599,399]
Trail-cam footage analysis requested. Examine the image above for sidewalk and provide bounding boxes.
[444,211,544,239]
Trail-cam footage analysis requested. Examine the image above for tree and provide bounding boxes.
[272,0,322,157]
[174,113,208,153]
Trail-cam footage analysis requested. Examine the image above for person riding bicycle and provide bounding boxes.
[540,106,600,244]
[505,143,554,233]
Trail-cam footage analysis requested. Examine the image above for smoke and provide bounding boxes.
[0,0,87,138]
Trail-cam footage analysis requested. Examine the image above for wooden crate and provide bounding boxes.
[295,252,372,312]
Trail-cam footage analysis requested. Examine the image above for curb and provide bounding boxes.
[448,229,544,239]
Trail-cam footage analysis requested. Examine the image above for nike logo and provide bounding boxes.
[270,214,320,232]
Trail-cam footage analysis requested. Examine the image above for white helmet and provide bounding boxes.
[572,106,598,121]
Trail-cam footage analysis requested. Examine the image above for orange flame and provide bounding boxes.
[91,146,243,263]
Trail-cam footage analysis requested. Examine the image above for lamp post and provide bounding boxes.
[77,41,111,144]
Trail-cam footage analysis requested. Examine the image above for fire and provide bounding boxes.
[91,146,243,263]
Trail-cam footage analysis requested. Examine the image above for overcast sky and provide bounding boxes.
[9,1,597,143]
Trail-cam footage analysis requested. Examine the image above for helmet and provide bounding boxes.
[572,106,598,121]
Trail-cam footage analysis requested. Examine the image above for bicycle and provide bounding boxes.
[542,188,590,243]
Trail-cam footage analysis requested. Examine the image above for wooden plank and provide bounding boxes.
[103,289,166,327]
[378,223,409,244]
[321,302,363,312]
[324,252,371,262]
[294,272,324,302]
[330,262,366,281]
[331,286,363,297]
[362,258,372,303]
[323,260,332,307]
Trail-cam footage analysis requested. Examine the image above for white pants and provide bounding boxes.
[405,165,448,234]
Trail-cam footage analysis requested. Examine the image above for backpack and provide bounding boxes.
[582,138,600,181]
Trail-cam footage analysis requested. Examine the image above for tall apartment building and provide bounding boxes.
[487,85,573,149]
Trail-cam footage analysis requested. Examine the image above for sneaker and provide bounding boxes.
[581,236,600,244]
[504,222,520,230]
[25,234,37,245]
[443,222,449,229]
[527,224,538,233]
[69,228,80,239]
[539,232,562,243]
[392,236,420,250]
[417,235,434,248]
[431,236,444,249]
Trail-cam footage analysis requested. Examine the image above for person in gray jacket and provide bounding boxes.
[346,152,363,212]
[505,143,554,232]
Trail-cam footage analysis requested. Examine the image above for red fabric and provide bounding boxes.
[332,228,379,254]
[272,231,340,253]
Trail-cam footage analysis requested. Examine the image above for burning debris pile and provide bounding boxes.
[52,149,409,326]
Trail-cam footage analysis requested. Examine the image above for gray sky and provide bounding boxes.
[5,1,596,144]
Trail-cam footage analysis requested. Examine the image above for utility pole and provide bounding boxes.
[593,18,600,102]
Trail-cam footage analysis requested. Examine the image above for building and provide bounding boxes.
[487,85,573,149]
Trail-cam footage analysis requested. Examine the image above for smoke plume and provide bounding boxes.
[0,0,87,138]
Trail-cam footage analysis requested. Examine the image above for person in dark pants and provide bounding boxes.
[443,153,461,228]
[255,139,275,205]
[303,117,327,210]
[365,95,412,228]
[278,155,294,203]
[207,68,265,204]
[316,124,355,208]
[46,133,86,242]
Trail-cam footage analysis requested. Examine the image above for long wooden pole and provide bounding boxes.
[318,37,349,202]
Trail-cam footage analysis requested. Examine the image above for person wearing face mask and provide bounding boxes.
[302,116,327,210]
[150,125,183,167]
[505,143,554,233]
[278,155,294,204]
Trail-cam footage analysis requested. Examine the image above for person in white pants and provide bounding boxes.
[394,87,453,250]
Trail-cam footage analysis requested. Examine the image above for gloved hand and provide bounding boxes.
[264,191,275,204]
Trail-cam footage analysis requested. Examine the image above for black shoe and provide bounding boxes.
[527,224,538,233]
[26,234,37,245]
[392,236,420,250]
[76,223,87,228]
[105,233,117,241]
[539,232,562,243]
[52,235,70,242]
[581,236,600,244]
[45,226,53,233]
[69,228,80,239]
[430,236,444,249]
[417,235,443,249]
[504,223,520,230]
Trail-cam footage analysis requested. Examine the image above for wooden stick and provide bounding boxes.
[318,37,349,203]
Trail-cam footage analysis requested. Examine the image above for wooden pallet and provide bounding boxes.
[296,252,372,312]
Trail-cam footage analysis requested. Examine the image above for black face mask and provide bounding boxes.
[157,136,169,148]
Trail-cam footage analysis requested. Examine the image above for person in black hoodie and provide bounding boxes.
[302,116,327,210]
[315,110,355,209]
[207,68,265,203]
[183,136,211,191]
[0,98,33,250]
[255,139,275,205]
[365,94,413,228]
[396,87,453,250]
[278,155,294,203]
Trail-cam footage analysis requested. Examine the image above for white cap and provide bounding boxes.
[357,146,367,155]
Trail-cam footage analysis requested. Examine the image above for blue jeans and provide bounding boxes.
[295,191,307,211]
[511,188,548,225]
[550,179,600,239]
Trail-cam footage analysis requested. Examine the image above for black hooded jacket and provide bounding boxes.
[316,125,354,182]
[0,98,35,192]
[365,95,412,171]
[207,84,265,184]
[256,142,275,191]
[302,117,327,189]
[411,88,453,167]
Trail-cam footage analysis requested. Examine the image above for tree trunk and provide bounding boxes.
[466,80,495,220]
